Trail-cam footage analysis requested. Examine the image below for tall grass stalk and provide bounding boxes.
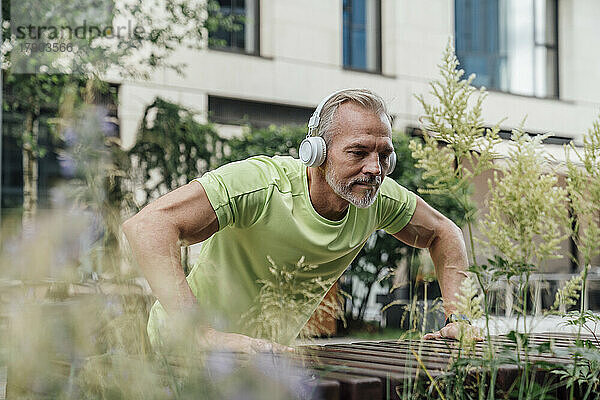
[410,40,502,364]
[480,124,571,399]
[560,116,600,399]
[411,38,503,398]
[565,115,600,342]
[411,39,502,266]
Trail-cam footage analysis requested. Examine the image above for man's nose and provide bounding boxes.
[363,154,382,176]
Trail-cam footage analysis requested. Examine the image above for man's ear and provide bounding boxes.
[317,160,327,176]
[315,146,327,175]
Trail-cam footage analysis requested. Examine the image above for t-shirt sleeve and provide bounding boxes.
[377,177,418,235]
[192,158,270,230]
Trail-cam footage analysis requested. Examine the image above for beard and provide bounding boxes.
[324,160,382,208]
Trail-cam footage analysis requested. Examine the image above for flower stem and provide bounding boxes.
[467,218,477,266]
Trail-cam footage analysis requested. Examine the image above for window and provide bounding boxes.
[209,0,260,55]
[208,96,313,128]
[455,0,558,98]
[343,0,381,73]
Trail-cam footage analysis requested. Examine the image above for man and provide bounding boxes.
[123,88,475,353]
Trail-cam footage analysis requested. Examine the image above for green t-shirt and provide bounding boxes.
[147,155,416,346]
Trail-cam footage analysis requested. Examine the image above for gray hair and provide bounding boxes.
[315,88,390,146]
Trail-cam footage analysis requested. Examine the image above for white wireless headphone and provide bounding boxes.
[299,89,397,175]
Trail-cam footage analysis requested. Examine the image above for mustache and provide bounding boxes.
[351,176,382,186]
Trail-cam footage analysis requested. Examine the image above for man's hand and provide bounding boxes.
[198,328,295,354]
[423,322,483,341]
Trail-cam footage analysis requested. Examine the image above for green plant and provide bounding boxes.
[451,275,483,346]
[552,342,600,399]
[550,273,583,312]
[409,44,505,396]
[410,38,502,267]
[476,125,570,399]
[480,124,570,336]
[219,124,306,165]
[126,98,224,208]
[1,0,233,226]
[241,256,338,344]
[411,39,503,398]
[548,116,600,399]
[565,115,600,338]
[482,126,570,269]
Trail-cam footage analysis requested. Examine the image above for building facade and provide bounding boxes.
[116,0,600,274]
[119,0,600,148]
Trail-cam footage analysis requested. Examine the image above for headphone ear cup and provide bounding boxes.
[299,136,327,167]
[387,151,397,175]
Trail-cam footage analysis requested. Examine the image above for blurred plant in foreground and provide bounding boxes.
[0,96,317,399]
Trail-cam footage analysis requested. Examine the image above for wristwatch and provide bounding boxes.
[444,313,471,326]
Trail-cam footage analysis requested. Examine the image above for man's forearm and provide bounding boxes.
[428,220,469,316]
[123,213,197,315]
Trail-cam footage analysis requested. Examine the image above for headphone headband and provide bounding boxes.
[301,88,397,176]
[307,88,353,136]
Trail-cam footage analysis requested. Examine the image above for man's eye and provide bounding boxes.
[350,151,366,156]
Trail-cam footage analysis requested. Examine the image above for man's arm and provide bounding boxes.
[122,181,218,315]
[393,196,479,340]
[122,181,293,353]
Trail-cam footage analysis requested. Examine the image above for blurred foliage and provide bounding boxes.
[125,98,225,209]
[411,38,501,198]
[3,276,310,399]
[1,0,232,224]
[241,256,337,343]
